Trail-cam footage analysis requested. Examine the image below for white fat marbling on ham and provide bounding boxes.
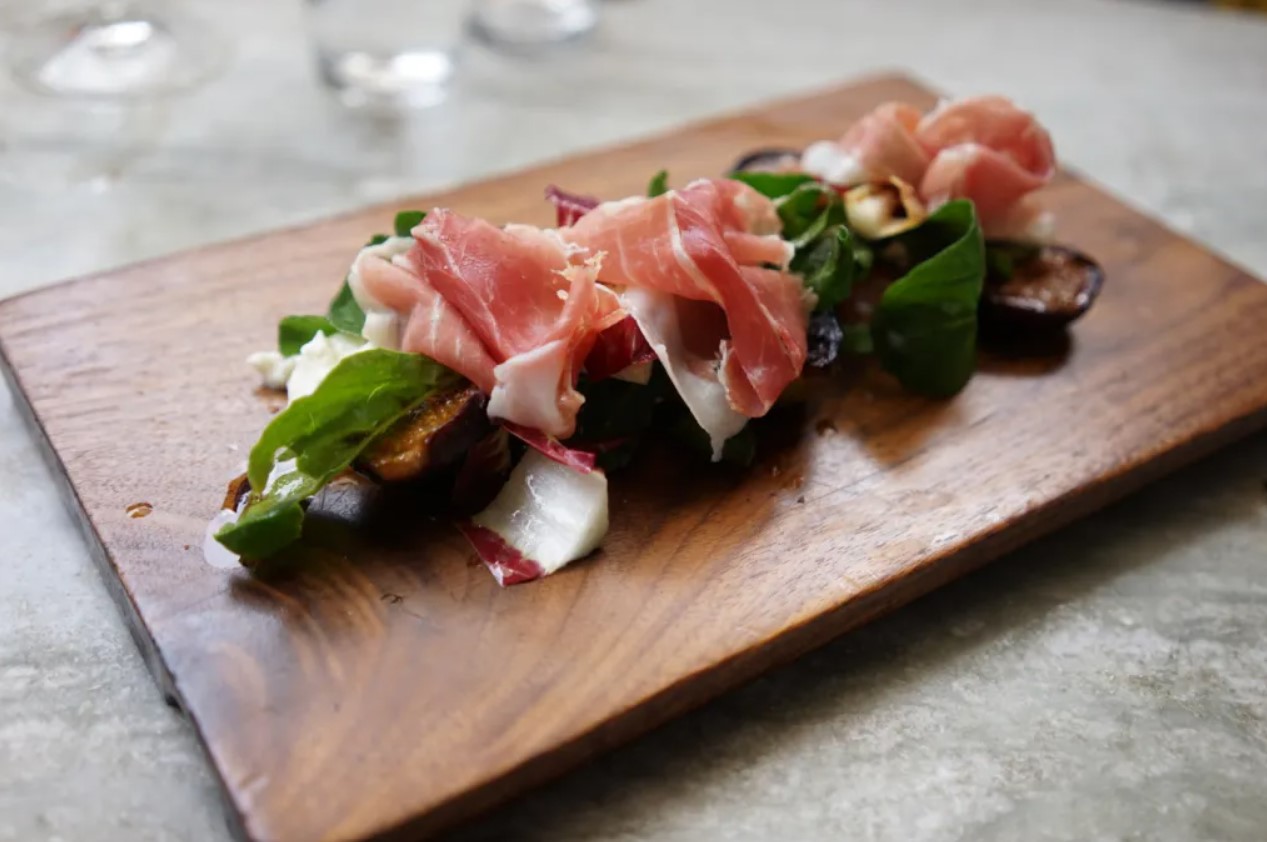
[622,287,747,460]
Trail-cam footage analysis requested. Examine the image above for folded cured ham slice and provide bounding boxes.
[562,178,808,456]
[915,96,1055,233]
[352,211,622,438]
[802,96,1057,239]
[802,102,929,188]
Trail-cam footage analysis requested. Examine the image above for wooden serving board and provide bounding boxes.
[4,75,1267,842]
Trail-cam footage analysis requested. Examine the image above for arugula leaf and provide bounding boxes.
[278,315,338,357]
[393,210,426,237]
[647,170,669,197]
[216,350,450,559]
[728,171,815,200]
[327,281,366,334]
[774,183,838,245]
[871,200,985,397]
[791,224,872,312]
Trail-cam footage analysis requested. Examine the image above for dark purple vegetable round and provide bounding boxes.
[806,311,843,368]
[980,245,1104,333]
[730,147,802,174]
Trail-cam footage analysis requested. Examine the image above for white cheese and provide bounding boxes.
[285,331,368,401]
[801,140,870,187]
[247,351,295,390]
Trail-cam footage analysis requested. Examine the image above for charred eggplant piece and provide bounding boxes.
[981,244,1104,333]
[357,383,490,483]
[730,147,802,174]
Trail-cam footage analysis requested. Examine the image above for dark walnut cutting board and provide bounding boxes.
[4,75,1267,842]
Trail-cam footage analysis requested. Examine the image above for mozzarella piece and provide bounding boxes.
[246,351,295,390]
[801,140,871,187]
[285,331,368,401]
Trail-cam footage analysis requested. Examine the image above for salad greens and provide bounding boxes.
[726,170,985,396]
[647,170,670,197]
[277,315,338,356]
[325,210,426,335]
[871,200,985,397]
[728,171,815,199]
[216,350,451,559]
[326,282,366,334]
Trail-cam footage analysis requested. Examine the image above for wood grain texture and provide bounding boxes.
[3,75,1267,842]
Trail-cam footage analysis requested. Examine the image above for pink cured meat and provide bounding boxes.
[914,96,1056,231]
[562,178,806,418]
[357,210,623,438]
[352,255,498,393]
[838,102,930,186]
[915,96,1055,182]
[584,316,656,381]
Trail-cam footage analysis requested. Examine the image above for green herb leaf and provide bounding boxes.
[728,171,815,200]
[326,281,366,334]
[792,224,871,312]
[278,315,338,357]
[393,210,426,237]
[647,170,669,197]
[871,200,985,397]
[775,183,838,245]
[367,234,389,247]
[216,350,450,559]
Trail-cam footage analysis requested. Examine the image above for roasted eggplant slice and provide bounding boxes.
[981,244,1105,332]
[730,147,802,174]
[357,383,490,483]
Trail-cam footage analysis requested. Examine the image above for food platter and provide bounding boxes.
[3,75,1267,842]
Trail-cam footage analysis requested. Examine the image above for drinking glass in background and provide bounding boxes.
[306,0,600,108]
[6,1,224,98]
[467,0,598,50]
[306,0,469,108]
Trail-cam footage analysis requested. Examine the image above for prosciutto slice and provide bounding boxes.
[915,96,1055,232]
[801,96,1058,238]
[354,211,622,438]
[802,102,928,188]
[562,178,807,428]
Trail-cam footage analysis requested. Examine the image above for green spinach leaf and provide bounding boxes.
[216,350,450,559]
[871,200,985,397]
[327,281,366,334]
[647,170,669,197]
[727,171,815,200]
[278,315,338,357]
[393,210,426,237]
[792,224,871,312]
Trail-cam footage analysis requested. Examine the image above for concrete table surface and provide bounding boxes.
[2,1,1265,840]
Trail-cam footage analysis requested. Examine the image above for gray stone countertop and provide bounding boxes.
[1,1,1265,840]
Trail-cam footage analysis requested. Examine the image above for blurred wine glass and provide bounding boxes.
[306,0,468,108]
[467,0,598,50]
[7,1,225,98]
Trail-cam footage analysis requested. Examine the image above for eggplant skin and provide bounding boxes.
[981,245,1105,333]
[357,383,490,483]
